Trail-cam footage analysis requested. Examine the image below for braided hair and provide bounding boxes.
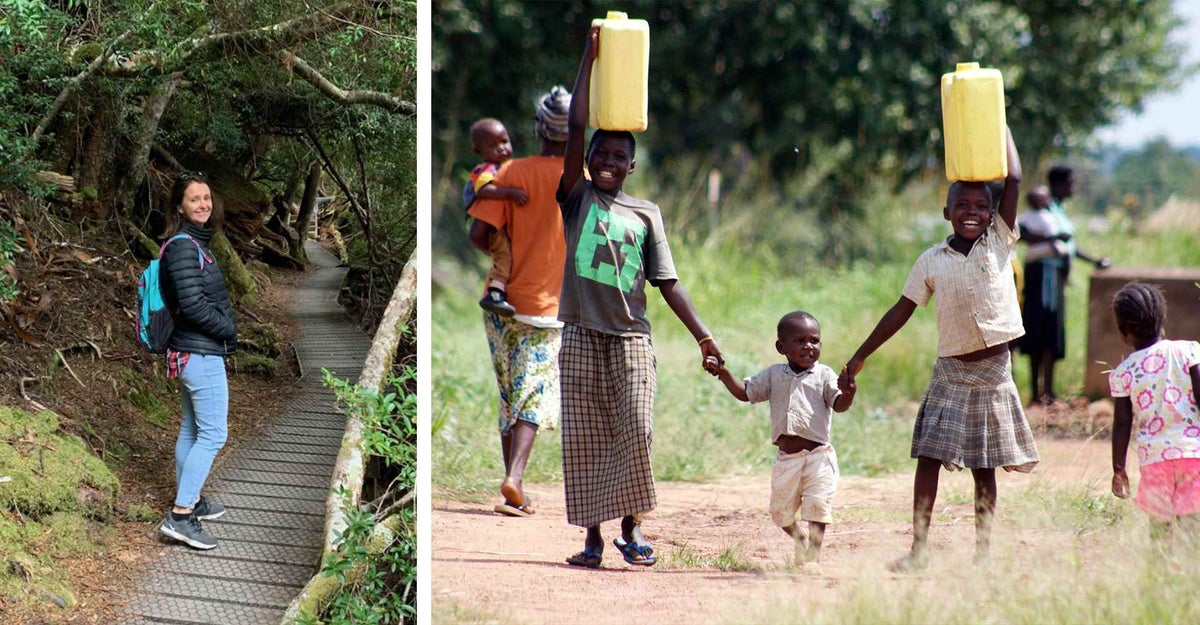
[777,310,818,337]
[1112,282,1167,343]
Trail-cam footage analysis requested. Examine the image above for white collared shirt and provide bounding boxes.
[902,216,1025,357]
[744,362,842,445]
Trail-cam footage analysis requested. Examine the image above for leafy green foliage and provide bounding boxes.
[313,368,417,624]
[433,0,1189,219]
[1099,139,1200,218]
[0,218,24,303]
[2,1,415,326]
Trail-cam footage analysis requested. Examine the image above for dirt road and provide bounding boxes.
[433,436,1127,624]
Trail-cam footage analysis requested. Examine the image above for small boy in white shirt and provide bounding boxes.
[707,311,856,573]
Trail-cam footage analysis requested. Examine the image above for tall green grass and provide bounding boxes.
[433,161,1200,493]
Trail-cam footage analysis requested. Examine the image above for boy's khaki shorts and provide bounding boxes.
[769,445,838,526]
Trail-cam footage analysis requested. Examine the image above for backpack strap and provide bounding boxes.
[158,233,210,268]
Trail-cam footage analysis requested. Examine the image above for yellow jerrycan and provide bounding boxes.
[589,11,649,132]
[941,62,1007,181]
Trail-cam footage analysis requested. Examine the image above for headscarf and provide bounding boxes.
[534,85,571,143]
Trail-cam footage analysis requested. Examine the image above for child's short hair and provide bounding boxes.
[777,310,818,336]
[946,181,993,208]
[469,118,504,147]
[587,129,636,158]
[1112,282,1167,343]
[1026,185,1050,206]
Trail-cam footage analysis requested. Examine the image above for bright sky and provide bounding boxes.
[1094,0,1200,148]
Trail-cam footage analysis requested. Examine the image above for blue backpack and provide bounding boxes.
[136,234,207,353]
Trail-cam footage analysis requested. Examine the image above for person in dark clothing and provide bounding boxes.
[156,171,238,550]
[1017,166,1109,405]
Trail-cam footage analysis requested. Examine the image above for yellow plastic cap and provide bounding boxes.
[956,62,980,72]
[606,11,627,20]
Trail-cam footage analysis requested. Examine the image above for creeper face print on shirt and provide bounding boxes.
[575,202,645,293]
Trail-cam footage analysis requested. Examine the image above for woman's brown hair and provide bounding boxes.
[163,170,224,236]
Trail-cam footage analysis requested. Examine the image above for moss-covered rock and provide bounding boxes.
[233,353,276,378]
[0,406,58,440]
[37,512,112,559]
[1,407,119,520]
[1,406,118,612]
[239,321,282,358]
[124,502,160,523]
[117,368,171,428]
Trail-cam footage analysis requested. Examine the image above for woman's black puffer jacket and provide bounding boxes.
[161,223,237,355]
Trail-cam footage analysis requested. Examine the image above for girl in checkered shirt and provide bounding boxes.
[844,127,1039,573]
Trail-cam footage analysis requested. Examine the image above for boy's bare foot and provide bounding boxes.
[886,552,929,574]
[782,523,808,565]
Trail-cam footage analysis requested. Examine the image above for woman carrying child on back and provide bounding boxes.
[1109,282,1200,560]
[844,127,1039,572]
[556,25,722,568]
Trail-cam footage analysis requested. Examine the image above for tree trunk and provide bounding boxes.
[293,160,321,262]
[210,229,257,306]
[117,73,182,219]
[78,98,111,219]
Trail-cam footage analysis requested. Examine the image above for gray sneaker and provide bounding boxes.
[193,496,226,521]
[159,513,218,550]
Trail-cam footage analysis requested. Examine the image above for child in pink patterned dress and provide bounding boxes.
[1109,282,1200,555]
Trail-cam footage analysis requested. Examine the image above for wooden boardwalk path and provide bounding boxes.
[121,242,372,625]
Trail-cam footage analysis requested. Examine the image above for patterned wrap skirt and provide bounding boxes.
[912,349,1039,472]
[560,323,657,528]
[482,311,561,434]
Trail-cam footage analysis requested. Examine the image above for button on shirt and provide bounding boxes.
[744,362,842,445]
[902,216,1024,357]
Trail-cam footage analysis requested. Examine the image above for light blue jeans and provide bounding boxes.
[174,353,228,508]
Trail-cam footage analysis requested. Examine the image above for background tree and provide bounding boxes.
[1,0,416,324]
[433,0,1189,228]
[1101,138,1200,220]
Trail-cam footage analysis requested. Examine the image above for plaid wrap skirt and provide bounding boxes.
[912,350,1039,472]
[560,324,657,528]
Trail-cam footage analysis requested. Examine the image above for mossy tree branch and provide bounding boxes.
[283,51,415,116]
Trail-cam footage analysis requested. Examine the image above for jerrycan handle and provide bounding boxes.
[956,62,980,72]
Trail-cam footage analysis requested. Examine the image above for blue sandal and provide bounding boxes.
[613,537,657,566]
[566,548,602,569]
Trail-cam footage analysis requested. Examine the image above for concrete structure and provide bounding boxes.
[1085,266,1200,398]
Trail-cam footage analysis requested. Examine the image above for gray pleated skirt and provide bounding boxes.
[912,350,1039,472]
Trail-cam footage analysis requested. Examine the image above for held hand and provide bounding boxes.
[845,356,865,378]
[702,355,722,376]
[700,338,723,371]
[1096,257,1112,270]
[509,188,529,206]
[838,366,857,395]
[1112,470,1130,499]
